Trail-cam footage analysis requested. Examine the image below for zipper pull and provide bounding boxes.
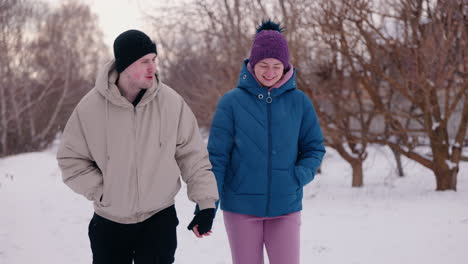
[266,91,272,103]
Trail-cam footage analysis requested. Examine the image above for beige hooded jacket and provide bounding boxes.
[57,60,218,224]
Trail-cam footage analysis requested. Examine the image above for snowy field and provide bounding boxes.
[1,144,467,264]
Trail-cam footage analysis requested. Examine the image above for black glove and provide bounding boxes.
[187,208,215,235]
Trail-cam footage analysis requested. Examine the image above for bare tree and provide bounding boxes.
[0,0,33,155]
[144,0,259,127]
[313,0,467,190]
[311,56,374,186]
[145,0,317,127]
[0,0,107,157]
[143,0,467,190]
[145,0,370,181]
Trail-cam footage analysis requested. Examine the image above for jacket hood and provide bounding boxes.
[236,59,297,97]
[95,59,161,108]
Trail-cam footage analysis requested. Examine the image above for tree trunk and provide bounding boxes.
[333,144,365,187]
[433,154,458,191]
[391,147,405,177]
[350,160,363,187]
[434,167,457,191]
[431,124,457,190]
[0,83,7,157]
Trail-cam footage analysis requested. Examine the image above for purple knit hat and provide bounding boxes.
[249,20,290,70]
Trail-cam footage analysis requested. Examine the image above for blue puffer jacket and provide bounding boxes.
[208,60,325,217]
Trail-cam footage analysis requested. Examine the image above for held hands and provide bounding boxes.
[187,208,215,238]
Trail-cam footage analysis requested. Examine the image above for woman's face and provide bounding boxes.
[253,58,284,87]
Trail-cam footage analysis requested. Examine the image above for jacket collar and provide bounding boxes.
[95,59,160,108]
[236,59,297,97]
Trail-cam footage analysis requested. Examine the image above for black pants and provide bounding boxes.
[88,205,178,264]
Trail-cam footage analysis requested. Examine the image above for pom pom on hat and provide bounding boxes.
[249,20,290,70]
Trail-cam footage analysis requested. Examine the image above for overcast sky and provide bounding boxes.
[48,0,155,50]
[85,0,148,50]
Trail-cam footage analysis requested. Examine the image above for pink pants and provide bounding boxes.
[223,211,301,264]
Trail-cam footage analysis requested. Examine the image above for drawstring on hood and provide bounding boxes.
[106,98,109,162]
[157,95,163,148]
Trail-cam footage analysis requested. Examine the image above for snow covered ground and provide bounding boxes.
[1,144,467,264]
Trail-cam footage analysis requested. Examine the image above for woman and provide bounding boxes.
[208,20,326,264]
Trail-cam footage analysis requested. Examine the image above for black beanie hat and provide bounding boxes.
[113,29,157,73]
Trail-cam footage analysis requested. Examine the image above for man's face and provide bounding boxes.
[122,53,157,89]
[253,58,284,87]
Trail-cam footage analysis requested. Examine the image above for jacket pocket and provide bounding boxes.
[230,165,267,194]
[227,165,242,192]
[271,169,300,195]
[294,165,314,187]
[99,162,112,207]
[98,180,111,207]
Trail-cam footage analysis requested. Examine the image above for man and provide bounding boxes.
[57,29,218,264]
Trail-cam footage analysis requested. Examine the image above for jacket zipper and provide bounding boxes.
[266,91,272,216]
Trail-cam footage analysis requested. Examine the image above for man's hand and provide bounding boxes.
[187,208,215,238]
